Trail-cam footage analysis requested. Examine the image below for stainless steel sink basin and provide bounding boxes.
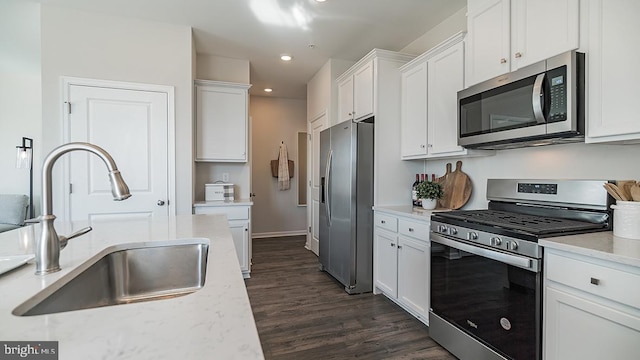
[13,239,209,316]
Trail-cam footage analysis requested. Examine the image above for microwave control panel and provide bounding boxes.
[547,66,567,123]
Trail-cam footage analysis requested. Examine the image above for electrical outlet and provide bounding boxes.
[222,173,230,182]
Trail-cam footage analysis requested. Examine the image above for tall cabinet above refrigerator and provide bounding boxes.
[319,119,374,294]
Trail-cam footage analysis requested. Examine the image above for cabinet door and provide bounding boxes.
[338,76,354,123]
[228,219,250,275]
[374,228,398,297]
[511,0,579,70]
[427,41,466,156]
[545,286,640,360]
[195,84,248,162]
[353,60,374,121]
[397,236,430,321]
[466,0,510,86]
[586,0,640,142]
[400,61,428,158]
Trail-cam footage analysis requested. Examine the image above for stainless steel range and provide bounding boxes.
[429,179,612,360]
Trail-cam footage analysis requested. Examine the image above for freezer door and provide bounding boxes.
[327,121,357,287]
[318,128,331,270]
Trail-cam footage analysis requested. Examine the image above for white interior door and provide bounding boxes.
[307,110,328,255]
[66,83,169,222]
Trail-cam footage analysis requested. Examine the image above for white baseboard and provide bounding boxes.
[252,230,307,239]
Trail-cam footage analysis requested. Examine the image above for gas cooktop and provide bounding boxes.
[436,209,606,236]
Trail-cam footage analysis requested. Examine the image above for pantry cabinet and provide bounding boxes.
[465,0,579,87]
[194,80,251,162]
[400,33,492,160]
[544,249,640,359]
[193,202,252,278]
[337,60,374,123]
[584,0,640,143]
[374,210,430,324]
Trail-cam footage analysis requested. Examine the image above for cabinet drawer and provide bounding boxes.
[194,206,249,220]
[546,252,640,309]
[398,219,429,241]
[375,213,398,232]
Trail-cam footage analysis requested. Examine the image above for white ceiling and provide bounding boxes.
[36,0,466,99]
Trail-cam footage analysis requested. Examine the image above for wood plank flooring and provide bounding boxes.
[245,236,456,360]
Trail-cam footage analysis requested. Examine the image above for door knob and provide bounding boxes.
[157,200,165,206]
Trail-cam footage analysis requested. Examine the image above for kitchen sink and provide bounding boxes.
[13,239,209,316]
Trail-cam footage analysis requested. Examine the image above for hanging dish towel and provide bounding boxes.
[278,142,291,190]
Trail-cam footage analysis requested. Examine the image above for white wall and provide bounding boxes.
[250,96,307,236]
[400,5,640,210]
[40,5,194,217]
[0,0,42,216]
[196,54,250,84]
[307,58,354,124]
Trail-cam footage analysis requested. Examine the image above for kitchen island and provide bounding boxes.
[0,215,264,360]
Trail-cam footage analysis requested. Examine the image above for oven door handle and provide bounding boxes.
[431,233,539,272]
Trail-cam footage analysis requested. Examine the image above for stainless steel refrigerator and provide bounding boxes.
[319,120,373,294]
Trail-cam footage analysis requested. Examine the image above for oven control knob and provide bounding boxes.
[449,227,458,235]
[438,225,448,233]
[467,232,478,241]
[507,241,519,250]
[490,237,502,246]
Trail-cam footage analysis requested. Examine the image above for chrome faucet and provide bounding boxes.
[36,142,131,275]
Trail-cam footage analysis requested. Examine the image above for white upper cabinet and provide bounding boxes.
[400,33,493,160]
[338,59,374,122]
[400,62,428,158]
[465,0,579,87]
[427,41,466,156]
[195,80,251,162]
[585,0,640,143]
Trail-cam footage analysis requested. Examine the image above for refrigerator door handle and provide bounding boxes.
[325,149,333,226]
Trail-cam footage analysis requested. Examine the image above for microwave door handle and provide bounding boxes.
[532,73,546,124]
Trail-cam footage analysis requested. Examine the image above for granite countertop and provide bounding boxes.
[373,205,450,222]
[0,215,264,360]
[193,199,253,207]
[540,232,640,268]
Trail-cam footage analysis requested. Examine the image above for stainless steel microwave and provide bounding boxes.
[458,51,585,150]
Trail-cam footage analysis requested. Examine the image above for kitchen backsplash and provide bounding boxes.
[424,142,640,210]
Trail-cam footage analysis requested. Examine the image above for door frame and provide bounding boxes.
[60,77,176,220]
[306,109,328,254]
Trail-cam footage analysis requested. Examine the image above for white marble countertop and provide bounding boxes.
[0,215,264,360]
[373,205,450,222]
[540,231,640,268]
[376,206,640,269]
[194,199,253,207]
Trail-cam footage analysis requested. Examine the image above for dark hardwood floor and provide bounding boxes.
[245,236,457,360]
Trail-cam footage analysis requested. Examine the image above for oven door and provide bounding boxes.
[430,233,542,360]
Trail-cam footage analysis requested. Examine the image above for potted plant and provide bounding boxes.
[416,181,443,210]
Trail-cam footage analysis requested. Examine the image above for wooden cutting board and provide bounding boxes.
[434,163,452,208]
[437,161,473,210]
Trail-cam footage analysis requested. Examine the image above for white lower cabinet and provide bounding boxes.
[544,249,640,360]
[374,211,430,324]
[194,203,252,278]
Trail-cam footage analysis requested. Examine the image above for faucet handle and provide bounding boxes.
[59,226,93,249]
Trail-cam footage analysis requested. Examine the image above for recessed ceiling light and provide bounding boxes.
[315,0,327,2]
[280,54,292,61]
[264,88,273,93]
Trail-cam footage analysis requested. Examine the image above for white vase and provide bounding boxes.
[421,198,437,210]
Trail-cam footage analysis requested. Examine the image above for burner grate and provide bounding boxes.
[440,210,604,235]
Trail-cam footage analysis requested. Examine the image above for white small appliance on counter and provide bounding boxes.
[205,183,235,201]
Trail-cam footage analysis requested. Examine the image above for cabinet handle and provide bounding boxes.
[500,58,507,64]
[515,52,522,58]
[397,245,403,249]
[391,243,396,247]
[408,228,414,232]
[590,277,600,285]
[381,220,386,224]
[420,144,426,149]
